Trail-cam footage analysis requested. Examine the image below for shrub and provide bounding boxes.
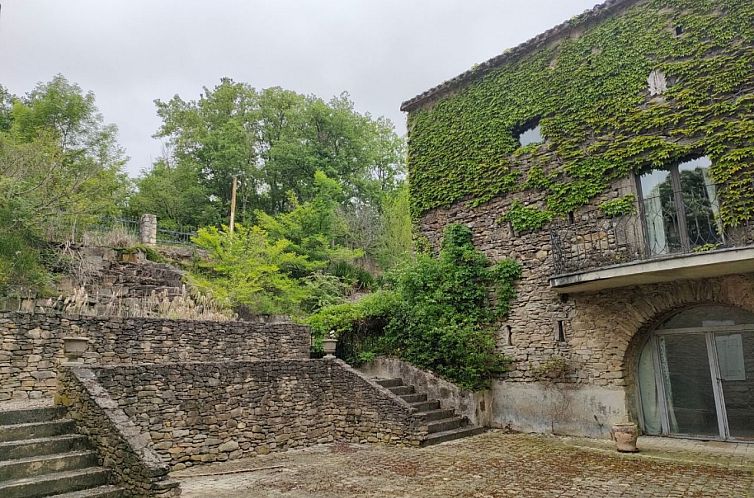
[307,224,521,390]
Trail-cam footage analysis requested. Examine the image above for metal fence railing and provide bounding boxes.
[157,226,197,246]
[551,186,754,275]
[43,213,196,247]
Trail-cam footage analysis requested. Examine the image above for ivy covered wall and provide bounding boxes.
[406,0,754,229]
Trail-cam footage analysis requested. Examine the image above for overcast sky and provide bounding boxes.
[1,0,597,176]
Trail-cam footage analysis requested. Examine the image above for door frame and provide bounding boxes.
[637,324,754,442]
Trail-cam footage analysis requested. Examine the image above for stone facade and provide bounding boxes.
[73,360,426,470]
[0,311,310,401]
[418,190,754,436]
[56,366,180,497]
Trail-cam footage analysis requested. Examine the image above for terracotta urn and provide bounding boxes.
[611,422,639,453]
[322,337,338,359]
[63,336,90,363]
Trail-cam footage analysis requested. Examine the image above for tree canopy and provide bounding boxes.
[130,78,405,228]
[0,76,129,294]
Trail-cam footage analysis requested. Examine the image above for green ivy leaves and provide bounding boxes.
[408,0,754,229]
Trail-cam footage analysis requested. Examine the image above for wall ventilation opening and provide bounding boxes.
[675,25,684,36]
[556,320,566,343]
[517,121,544,147]
[505,325,513,346]
[567,211,575,224]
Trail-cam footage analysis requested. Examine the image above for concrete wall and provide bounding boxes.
[0,311,310,401]
[76,360,426,470]
[360,357,492,427]
[490,381,627,437]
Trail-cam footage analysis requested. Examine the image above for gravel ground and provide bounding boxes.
[175,431,754,498]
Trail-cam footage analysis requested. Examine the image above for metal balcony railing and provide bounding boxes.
[551,186,754,275]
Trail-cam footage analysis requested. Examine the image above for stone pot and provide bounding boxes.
[322,338,338,359]
[611,422,639,453]
[63,336,90,363]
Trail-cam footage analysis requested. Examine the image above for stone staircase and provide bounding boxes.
[0,406,125,497]
[375,378,485,446]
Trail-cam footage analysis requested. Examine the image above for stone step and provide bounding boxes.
[415,409,456,422]
[0,407,67,426]
[0,450,99,481]
[387,385,415,396]
[0,435,90,461]
[0,466,110,498]
[50,484,127,498]
[410,400,440,412]
[0,419,76,442]
[400,393,427,404]
[421,426,486,447]
[375,378,403,388]
[427,416,466,434]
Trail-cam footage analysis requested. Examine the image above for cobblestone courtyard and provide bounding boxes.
[175,431,754,497]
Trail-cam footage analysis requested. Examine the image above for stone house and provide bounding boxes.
[401,0,754,440]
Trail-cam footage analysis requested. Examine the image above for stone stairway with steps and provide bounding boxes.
[0,406,125,497]
[375,378,485,446]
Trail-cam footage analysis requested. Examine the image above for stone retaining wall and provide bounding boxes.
[0,311,310,401]
[81,360,426,470]
[360,357,492,427]
[56,366,180,497]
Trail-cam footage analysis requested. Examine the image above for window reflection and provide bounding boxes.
[639,156,722,255]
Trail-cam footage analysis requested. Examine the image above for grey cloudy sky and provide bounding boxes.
[1,0,597,176]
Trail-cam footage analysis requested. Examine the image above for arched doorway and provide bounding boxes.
[637,305,754,441]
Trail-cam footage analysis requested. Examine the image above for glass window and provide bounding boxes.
[518,124,543,147]
[638,156,722,256]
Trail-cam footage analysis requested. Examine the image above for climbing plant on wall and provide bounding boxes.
[407,0,754,228]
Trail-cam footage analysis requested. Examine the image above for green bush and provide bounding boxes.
[307,224,521,390]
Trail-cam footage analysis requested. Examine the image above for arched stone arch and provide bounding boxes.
[569,273,754,409]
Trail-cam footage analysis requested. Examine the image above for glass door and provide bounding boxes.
[638,306,754,441]
[715,331,754,440]
[657,334,720,437]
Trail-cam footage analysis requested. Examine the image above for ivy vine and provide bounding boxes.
[407,0,754,228]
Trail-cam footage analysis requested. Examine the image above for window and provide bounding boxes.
[637,156,723,256]
[637,305,754,440]
[517,123,544,147]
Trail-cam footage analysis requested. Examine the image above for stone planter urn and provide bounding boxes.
[322,334,338,360]
[62,336,90,363]
[611,422,639,453]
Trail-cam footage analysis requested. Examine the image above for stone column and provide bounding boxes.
[139,214,157,246]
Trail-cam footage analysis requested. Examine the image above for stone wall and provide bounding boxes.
[0,311,310,401]
[56,366,180,497]
[360,357,492,427]
[418,189,754,436]
[85,360,426,470]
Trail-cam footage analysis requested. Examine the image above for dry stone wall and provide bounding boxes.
[56,366,180,497]
[88,360,426,470]
[418,193,754,389]
[0,311,310,401]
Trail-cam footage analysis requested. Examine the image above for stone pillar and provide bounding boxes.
[139,214,157,246]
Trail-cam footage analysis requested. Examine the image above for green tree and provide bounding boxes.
[0,75,129,294]
[143,78,404,227]
[189,171,365,316]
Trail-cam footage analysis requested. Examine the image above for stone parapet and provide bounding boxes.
[0,311,311,401]
[56,366,180,497]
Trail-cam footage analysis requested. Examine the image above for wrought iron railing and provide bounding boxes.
[43,213,196,247]
[157,226,197,246]
[551,187,754,275]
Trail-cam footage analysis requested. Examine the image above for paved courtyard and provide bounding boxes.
[174,431,754,497]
